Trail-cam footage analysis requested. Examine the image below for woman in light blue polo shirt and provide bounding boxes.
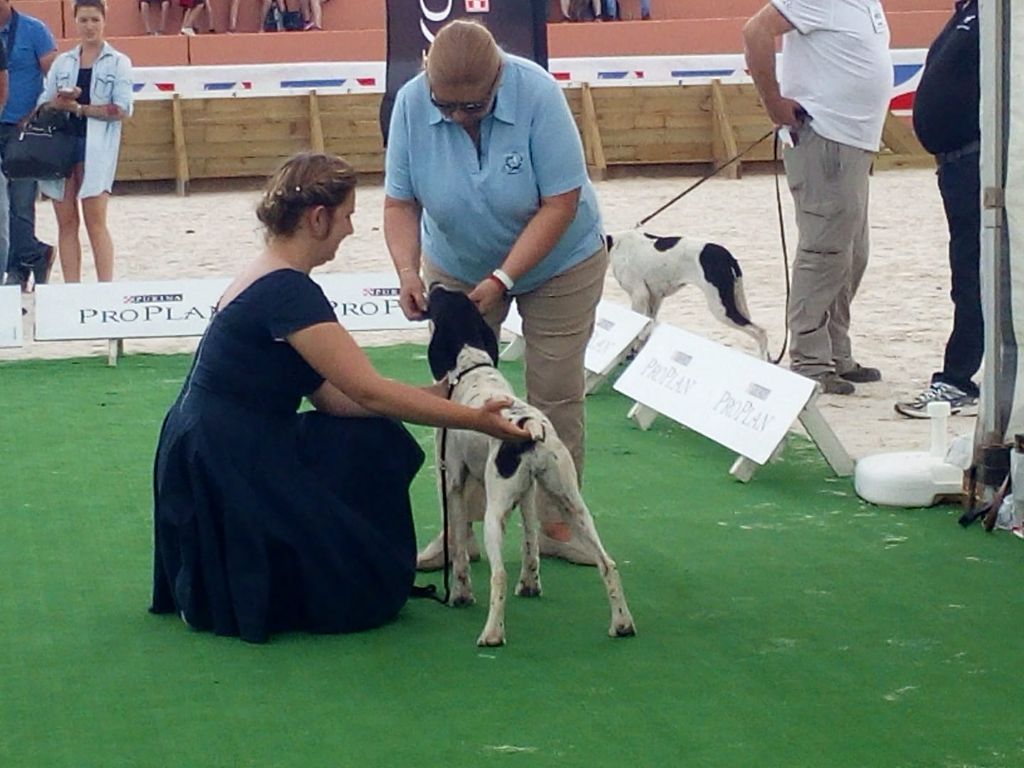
[384,20,607,567]
[37,0,132,283]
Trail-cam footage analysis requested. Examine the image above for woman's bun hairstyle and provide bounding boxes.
[257,153,357,238]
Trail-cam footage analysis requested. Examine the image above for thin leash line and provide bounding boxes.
[770,133,791,366]
[637,129,774,228]
[632,127,792,367]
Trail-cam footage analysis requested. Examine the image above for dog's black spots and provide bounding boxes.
[495,438,536,479]
[698,243,750,327]
[642,232,682,252]
[425,286,500,379]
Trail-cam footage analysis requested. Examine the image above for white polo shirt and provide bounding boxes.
[772,0,892,151]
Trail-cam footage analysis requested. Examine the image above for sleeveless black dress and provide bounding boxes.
[150,269,424,643]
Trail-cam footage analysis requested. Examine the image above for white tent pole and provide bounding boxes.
[975,0,1014,488]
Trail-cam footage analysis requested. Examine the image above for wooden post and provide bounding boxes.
[877,110,934,170]
[579,83,607,180]
[171,94,190,197]
[308,90,325,153]
[710,79,740,180]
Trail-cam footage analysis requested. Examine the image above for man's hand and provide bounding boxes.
[765,95,807,129]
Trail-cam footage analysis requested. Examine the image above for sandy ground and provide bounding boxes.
[2,166,969,461]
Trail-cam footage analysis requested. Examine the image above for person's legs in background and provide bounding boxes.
[8,175,53,291]
[52,165,84,283]
[0,167,11,286]
[516,246,607,562]
[82,193,116,282]
[783,127,873,394]
[895,151,983,418]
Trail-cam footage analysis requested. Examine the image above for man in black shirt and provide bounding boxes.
[896,0,982,418]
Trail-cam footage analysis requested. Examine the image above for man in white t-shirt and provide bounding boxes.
[743,0,892,394]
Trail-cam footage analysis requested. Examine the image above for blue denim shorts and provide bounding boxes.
[73,136,86,165]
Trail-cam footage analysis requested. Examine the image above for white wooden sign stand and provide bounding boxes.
[501,299,651,394]
[615,323,853,483]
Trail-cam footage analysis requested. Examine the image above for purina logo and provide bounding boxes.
[362,287,400,297]
[124,293,184,304]
[465,0,489,12]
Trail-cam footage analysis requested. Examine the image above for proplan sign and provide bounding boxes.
[614,323,816,465]
[0,285,23,347]
[34,273,421,341]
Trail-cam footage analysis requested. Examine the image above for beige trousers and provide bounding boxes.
[783,125,875,377]
[423,247,608,520]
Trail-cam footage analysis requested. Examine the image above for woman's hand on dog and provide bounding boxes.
[468,278,505,315]
[475,398,532,442]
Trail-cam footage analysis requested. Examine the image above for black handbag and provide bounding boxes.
[2,108,77,181]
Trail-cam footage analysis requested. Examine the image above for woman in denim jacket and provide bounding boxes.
[37,0,132,283]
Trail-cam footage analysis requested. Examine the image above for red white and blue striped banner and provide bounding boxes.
[131,50,928,114]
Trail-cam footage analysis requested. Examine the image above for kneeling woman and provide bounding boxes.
[38,0,133,283]
[151,152,529,643]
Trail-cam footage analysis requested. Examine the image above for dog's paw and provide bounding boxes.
[477,627,506,647]
[609,618,637,638]
[514,580,542,598]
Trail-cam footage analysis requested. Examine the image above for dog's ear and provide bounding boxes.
[604,233,614,252]
[425,285,500,377]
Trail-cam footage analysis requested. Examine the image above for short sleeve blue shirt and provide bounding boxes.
[1,11,57,123]
[384,54,604,294]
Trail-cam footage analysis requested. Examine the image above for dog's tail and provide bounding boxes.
[494,418,542,479]
[699,243,753,327]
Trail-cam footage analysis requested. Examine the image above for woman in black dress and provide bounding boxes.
[151,152,528,643]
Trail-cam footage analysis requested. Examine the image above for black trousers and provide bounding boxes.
[932,151,983,397]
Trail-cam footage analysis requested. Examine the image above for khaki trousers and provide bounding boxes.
[423,247,608,520]
[783,125,875,377]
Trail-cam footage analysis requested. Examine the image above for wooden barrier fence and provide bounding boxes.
[115,84,932,191]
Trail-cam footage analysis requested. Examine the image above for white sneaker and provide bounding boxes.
[181,27,196,36]
[894,382,979,419]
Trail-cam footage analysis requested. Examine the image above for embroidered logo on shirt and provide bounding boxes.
[503,151,524,174]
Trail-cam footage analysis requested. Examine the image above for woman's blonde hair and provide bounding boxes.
[425,20,503,92]
[256,153,357,238]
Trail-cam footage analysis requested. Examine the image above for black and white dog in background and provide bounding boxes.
[606,229,769,359]
[425,285,636,647]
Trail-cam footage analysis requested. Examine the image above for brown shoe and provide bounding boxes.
[810,372,855,395]
[838,364,881,383]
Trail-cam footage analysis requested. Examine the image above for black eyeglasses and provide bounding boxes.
[429,69,501,116]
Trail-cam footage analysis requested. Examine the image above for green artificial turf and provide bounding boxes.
[1,347,1022,768]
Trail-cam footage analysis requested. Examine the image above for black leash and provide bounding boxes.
[410,361,495,605]
[769,134,791,366]
[410,388,453,605]
[633,127,792,366]
[637,129,774,227]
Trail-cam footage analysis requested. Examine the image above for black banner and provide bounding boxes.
[380,0,549,143]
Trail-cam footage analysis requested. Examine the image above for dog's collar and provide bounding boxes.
[446,361,494,394]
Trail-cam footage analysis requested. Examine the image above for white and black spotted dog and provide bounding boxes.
[425,285,636,647]
[606,229,769,359]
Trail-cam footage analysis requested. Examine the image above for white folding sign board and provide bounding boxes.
[0,286,23,347]
[34,273,422,341]
[613,323,816,465]
[500,299,650,377]
[584,301,651,375]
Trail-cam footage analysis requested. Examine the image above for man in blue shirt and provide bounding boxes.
[0,0,57,291]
